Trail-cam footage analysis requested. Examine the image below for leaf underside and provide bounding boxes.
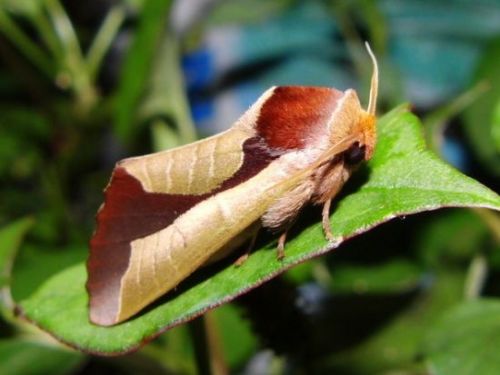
[19,105,500,355]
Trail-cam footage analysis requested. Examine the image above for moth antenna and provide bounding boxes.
[365,42,378,116]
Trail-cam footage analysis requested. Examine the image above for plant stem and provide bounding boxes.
[464,254,488,300]
[328,2,367,83]
[44,0,83,60]
[463,208,498,300]
[32,7,62,61]
[472,208,500,244]
[204,312,228,375]
[162,33,197,144]
[113,0,174,142]
[139,31,197,147]
[188,317,212,375]
[86,5,126,80]
[44,0,97,112]
[188,314,229,375]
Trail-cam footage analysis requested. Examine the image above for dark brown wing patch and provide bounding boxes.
[257,86,344,150]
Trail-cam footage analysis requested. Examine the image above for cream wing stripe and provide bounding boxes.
[135,239,144,300]
[186,143,198,192]
[152,230,160,290]
[208,137,216,182]
[213,194,233,225]
[165,153,173,191]
[140,159,153,191]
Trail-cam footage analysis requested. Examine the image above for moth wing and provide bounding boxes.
[87,85,360,326]
[87,126,281,325]
[88,125,358,326]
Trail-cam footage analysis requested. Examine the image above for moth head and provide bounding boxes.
[354,42,378,162]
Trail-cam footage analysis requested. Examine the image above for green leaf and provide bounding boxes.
[11,244,87,302]
[422,299,500,375]
[139,33,196,147]
[113,0,173,143]
[0,218,33,287]
[415,209,490,267]
[462,38,500,176]
[329,259,422,294]
[150,119,182,151]
[0,338,83,375]
[0,217,33,314]
[492,98,500,152]
[213,305,258,368]
[325,269,465,374]
[0,1,43,17]
[19,105,500,354]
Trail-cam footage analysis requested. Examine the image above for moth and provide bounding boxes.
[87,44,379,326]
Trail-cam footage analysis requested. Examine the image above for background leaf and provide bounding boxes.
[18,105,500,354]
[113,0,173,142]
[462,38,500,176]
[328,259,422,294]
[0,217,33,314]
[325,269,465,374]
[0,339,83,375]
[0,218,33,287]
[492,98,500,152]
[422,299,500,375]
[11,244,87,302]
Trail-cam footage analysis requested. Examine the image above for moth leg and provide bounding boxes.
[322,198,334,241]
[314,163,351,242]
[235,229,259,266]
[277,231,288,260]
[276,216,300,260]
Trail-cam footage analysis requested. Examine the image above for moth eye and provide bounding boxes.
[344,142,366,165]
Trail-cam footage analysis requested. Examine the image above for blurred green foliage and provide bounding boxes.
[0,1,499,374]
